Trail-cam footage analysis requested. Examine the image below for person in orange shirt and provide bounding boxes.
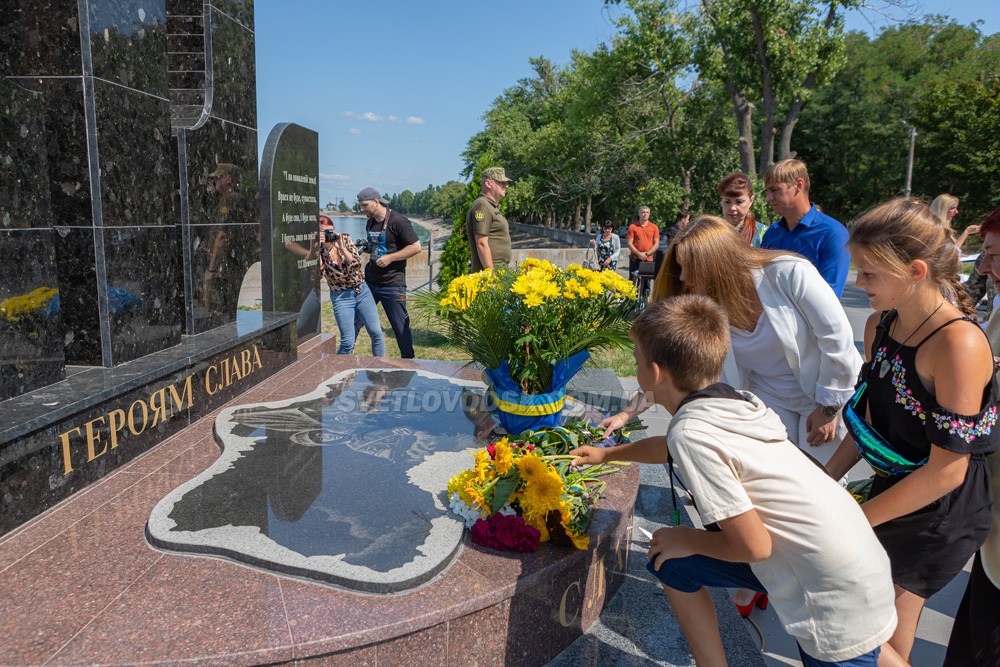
[627,205,660,277]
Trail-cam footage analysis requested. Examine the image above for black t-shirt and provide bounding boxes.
[364,209,420,287]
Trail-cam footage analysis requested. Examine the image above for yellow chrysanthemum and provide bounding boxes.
[493,439,514,475]
[523,292,545,308]
[448,468,476,494]
[464,481,488,512]
[473,449,492,483]
[520,258,558,275]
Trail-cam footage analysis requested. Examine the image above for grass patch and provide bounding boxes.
[318,295,637,376]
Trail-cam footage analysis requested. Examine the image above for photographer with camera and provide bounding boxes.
[318,215,385,356]
[355,188,422,359]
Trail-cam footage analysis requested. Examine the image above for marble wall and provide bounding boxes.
[0,0,260,398]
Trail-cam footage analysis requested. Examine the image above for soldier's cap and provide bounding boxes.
[209,162,240,178]
[482,167,512,183]
[357,187,389,205]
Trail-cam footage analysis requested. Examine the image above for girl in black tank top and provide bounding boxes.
[825,198,999,663]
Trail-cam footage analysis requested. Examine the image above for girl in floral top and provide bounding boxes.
[826,198,998,663]
[319,216,385,356]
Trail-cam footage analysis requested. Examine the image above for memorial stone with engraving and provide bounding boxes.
[260,122,322,340]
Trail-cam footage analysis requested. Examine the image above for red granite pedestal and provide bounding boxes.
[0,336,639,666]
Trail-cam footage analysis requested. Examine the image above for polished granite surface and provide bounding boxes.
[148,368,490,592]
[260,123,320,339]
[0,311,296,446]
[0,313,297,535]
[0,347,638,665]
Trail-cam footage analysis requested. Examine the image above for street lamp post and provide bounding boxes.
[903,126,917,198]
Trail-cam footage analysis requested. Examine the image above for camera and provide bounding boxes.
[324,229,340,243]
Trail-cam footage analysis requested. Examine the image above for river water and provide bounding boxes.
[326,216,430,244]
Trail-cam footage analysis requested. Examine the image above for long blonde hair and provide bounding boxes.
[651,215,792,330]
[929,194,958,234]
[850,197,975,317]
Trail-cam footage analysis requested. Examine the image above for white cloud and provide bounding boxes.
[341,110,425,125]
[319,173,351,182]
[348,127,362,135]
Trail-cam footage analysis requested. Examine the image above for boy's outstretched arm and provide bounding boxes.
[648,509,772,570]
[570,435,669,467]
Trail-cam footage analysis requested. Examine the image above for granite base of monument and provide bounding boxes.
[0,311,298,536]
[0,346,638,666]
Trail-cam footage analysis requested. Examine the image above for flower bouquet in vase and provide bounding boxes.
[415,258,638,434]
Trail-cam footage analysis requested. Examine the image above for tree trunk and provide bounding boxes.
[732,87,757,179]
[750,5,777,175]
[778,2,837,159]
[584,196,593,233]
[681,168,692,211]
[703,0,757,178]
[571,202,582,231]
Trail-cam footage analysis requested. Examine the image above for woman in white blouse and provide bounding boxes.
[604,215,862,615]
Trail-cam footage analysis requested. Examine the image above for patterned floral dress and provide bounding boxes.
[595,234,618,271]
[851,311,999,598]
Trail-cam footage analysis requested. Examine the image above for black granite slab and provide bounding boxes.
[206,5,255,128]
[260,123,320,339]
[102,225,184,362]
[181,117,259,226]
[87,0,168,95]
[147,369,488,592]
[51,226,100,364]
[0,311,295,446]
[210,0,253,31]
[0,77,50,230]
[6,77,93,228]
[0,0,83,77]
[93,79,177,227]
[188,223,259,332]
[0,312,297,536]
[0,230,65,400]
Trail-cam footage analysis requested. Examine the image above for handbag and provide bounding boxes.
[844,310,928,476]
[582,248,597,270]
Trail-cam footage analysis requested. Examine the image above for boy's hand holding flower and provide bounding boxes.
[569,445,607,468]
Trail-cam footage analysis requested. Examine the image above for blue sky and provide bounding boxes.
[254,1,1000,208]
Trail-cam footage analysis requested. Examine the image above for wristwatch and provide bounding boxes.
[819,404,840,417]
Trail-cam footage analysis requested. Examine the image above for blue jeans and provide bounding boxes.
[648,555,881,667]
[358,283,415,358]
[330,283,385,356]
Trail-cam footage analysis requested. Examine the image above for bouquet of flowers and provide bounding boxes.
[447,420,634,552]
[416,259,638,396]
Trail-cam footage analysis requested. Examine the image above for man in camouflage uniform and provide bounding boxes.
[466,167,512,272]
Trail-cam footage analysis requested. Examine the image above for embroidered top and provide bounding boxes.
[867,313,999,462]
[320,242,365,293]
[855,310,999,598]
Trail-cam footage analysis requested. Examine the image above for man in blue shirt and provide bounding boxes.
[760,159,850,296]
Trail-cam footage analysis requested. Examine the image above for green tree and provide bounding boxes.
[337,200,350,213]
[796,19,1000,222]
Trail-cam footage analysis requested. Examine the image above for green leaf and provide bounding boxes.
[491,471,522,512]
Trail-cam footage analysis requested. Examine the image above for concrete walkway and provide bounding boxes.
[548,273,967,667]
